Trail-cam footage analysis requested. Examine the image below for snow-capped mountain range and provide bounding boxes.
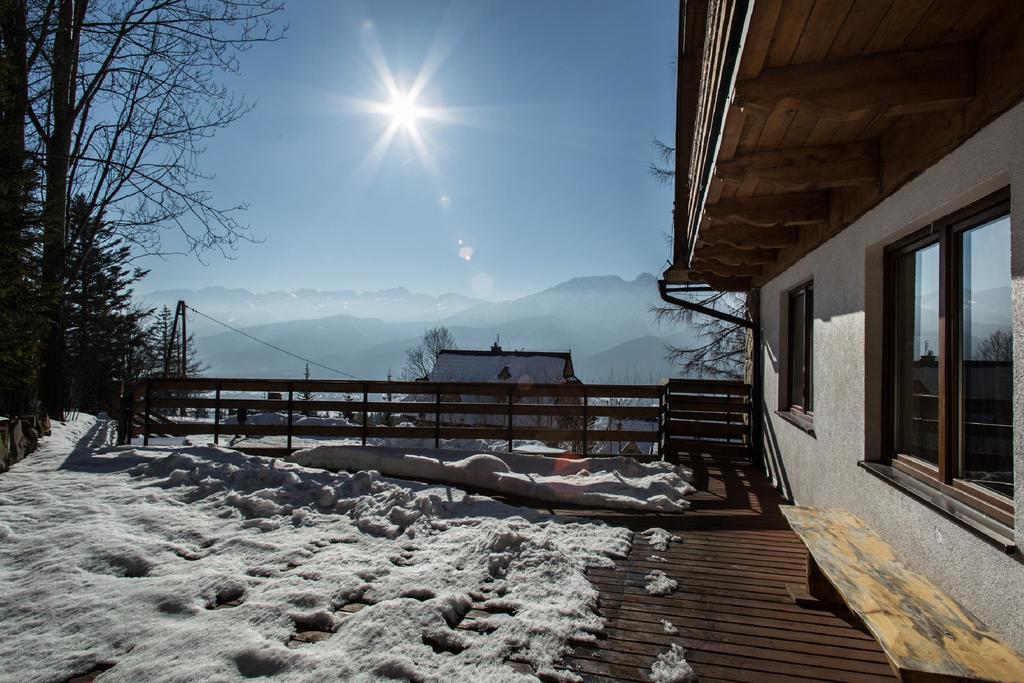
[137,273,699,382]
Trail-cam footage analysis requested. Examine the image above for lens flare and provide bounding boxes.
[384,92,422,132]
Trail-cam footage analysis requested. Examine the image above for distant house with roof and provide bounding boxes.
[409,342,580,429]
[425,343,580,385]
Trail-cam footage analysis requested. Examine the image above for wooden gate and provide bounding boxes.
[660,379,752,462]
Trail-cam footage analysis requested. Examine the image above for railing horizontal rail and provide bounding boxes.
[667,379,750,392]
[137,377,663,399]
[668,398,751,413]
[133,422,655,443]
[143,397,660,420]
[666,421,748,438]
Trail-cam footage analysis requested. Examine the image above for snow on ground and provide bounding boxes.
[644,570,678,596]
[649,644,697,683]
[0,415,634,682]
[291,446,695,513]
[640,527,681,552]
[660,619,679,635]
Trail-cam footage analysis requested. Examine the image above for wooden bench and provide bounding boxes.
[781,506,1024,682]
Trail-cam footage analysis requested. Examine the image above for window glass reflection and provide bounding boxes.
[894,242,940,465]
[959,215,1013,497]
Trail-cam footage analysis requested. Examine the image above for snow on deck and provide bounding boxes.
[0,415,633,682]
[292,447,695,512]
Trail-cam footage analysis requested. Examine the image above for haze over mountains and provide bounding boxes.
[138,274,697,382]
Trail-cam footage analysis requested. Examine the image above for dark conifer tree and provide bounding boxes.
[0,0,44,415]
[63,197,149,413]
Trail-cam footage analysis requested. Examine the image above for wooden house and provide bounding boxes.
[661,0,1024,662]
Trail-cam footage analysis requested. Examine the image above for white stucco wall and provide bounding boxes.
[758,100,1024,650]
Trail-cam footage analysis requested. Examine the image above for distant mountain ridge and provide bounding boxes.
[138,273,698,382]
[137,285,486,331]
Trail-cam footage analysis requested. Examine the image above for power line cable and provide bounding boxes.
[183,304,363,380]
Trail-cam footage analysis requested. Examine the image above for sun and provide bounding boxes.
[384,92,422,132]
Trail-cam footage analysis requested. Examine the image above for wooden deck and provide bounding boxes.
[556,454,898,682]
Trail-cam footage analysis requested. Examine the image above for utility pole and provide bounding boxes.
[163,300,188,378]
[180,300,187,378]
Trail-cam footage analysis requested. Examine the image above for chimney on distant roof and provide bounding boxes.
[491,334,501,353]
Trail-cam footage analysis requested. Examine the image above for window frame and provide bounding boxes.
[786,280,814,416]
[882,187,1013,526]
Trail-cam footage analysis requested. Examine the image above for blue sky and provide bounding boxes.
[138,0,678,301]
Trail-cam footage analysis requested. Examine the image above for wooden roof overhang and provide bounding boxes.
[665,0,1024,292]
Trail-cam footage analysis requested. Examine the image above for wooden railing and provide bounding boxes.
[662,378,753,460]
[123,376,752,460]
[126,377,663,457]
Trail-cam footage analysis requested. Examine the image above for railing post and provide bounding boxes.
[582,387,588,456]
[657,381,665,459]
[143,379,151,446]
[119,387,132,446]
[287,385,294,452]
[751,321,763,468]
[507,384,514,453]
[434,386,441,448]
[361,383,368,446]
[213,384,221,445]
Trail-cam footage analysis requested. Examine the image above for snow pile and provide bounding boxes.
[661,619,679,634]
[291,446,695,512]
[644,570,678,596]
[641,527,681,552]
[0,415,633,682]
[650,644,697,683]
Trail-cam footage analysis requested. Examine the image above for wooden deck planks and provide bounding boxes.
[556,454,899,682]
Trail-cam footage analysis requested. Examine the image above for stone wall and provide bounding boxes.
[0,414,51,473]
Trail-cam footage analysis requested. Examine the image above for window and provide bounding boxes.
[885,188,1013,521]
[787,281,814,415]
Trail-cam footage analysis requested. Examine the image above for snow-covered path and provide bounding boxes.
[0,416,633,682]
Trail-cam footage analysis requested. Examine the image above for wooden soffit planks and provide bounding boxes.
[673,0,1024,290]
[734,42,975,122]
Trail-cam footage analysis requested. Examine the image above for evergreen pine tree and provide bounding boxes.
[0,1,43,415]
[63,197,149,413]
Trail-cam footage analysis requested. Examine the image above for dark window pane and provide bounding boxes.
[894,242,940,465]
[959,215,1013,497]
[789,289,806,409]
[805,286,814,412]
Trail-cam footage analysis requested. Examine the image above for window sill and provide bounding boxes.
[775,410,816,437]
[858,461,1016,554]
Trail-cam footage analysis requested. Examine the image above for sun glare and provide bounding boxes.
[385,92,421,131]
[345,17,474,184]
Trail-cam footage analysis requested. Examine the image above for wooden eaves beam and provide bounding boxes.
[705,192,830,227]
[690,258,763,278]
[662,264,751,292]
[715,141,879,191]
[734,42,974,121]
[694,243,777,265]
[699,224,800,249]
[686,271,752,292]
